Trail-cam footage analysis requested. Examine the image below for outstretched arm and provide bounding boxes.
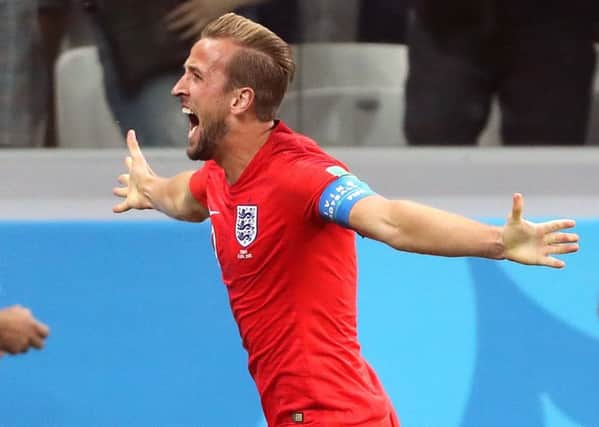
[348,193,578,268]
[112,130,209,222]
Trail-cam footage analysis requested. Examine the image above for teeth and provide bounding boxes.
[182,107,193,115]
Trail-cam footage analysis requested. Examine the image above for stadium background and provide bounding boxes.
[1,2,599,425]
[0,148,597,426]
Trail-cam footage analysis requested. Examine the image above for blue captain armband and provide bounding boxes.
[318,174,377,227]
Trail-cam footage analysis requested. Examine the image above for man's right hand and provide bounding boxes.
[113,130,156,213]
[0,305,50,355]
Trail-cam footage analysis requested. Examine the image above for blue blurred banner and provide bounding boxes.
[0,220,597,427]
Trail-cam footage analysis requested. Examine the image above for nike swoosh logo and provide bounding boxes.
[209,210,221,216]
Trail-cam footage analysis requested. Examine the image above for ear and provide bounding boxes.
[230,87,255,115]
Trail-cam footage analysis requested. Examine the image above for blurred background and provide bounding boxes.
[2,0,599,148]
[2,2,599,427]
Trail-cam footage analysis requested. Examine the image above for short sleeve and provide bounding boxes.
[278,156,352,221]
[318,175,377,226]
[189,164,211,207]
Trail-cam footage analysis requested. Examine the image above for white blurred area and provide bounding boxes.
[54,43,599,148]
[1,145,598,220]
[14,4,599,220]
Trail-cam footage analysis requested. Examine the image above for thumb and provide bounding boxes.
[127,130,143,158]
[126,129,139,153]
[510,193,524,223]
[126,129,151,167]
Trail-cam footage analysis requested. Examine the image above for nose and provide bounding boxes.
[171,74,187,97]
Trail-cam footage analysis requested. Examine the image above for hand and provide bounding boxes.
[501,193,579,268]
[165,0,260,41]
[112,130,156,213]
[0,306,50,355]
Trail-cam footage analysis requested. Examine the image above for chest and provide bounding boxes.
[205,177,306,279]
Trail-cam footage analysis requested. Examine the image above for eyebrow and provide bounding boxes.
[184,64,204,76]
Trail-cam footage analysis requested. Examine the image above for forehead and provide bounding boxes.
[185,38,239,74]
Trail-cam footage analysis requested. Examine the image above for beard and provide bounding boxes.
[186,111,229,161]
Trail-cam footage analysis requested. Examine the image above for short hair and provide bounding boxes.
[201,13,295,121]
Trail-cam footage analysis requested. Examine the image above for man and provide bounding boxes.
[404,0,597,146]
[0,306,50,356]
[112,13,579,426]
[0,0,48,146]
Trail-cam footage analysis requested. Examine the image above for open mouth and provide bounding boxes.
[182,107,200,139]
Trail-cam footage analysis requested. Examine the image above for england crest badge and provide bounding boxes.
[235,205,258,247]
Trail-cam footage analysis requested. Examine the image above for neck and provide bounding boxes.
[214,119,275,185]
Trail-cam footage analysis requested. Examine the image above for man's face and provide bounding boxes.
[171,38,237,161]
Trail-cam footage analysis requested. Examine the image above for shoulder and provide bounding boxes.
[195,160,222,178]
[270,121,347,171]
[190,160,223,191]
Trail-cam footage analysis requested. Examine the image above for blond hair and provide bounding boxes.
[201,13,295,121]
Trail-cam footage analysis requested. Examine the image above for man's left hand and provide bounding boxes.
[501,193,579,268]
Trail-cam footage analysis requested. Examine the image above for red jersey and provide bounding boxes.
[189,121,399,427]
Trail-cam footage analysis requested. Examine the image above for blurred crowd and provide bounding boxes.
[1,0,598,148]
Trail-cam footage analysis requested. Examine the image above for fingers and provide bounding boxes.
[179,20,209,41]
[26,317,49,351]
[541,256,566,269]
[0,306,49,355]
[29,334,45,350]
[126,130,138,156]
[4,340,28,355]
[113,133,149,214]
[548,243,579,255]
[113,174,130,198]
[510,193,524,223]
[112,187,128,198]
[34,321,50,339]
[113,172,129,209]
[539,229,579,268]
[22,319,49,351]
[112,201,131,214]
[542,219,577,234]
[165,0,196,24]
[166,15,193,33]
[544,231,579,245]
[112,171,129,211]
[164,1,212,40]
[126,130,147,164]
[117,173,130,187]
[541,222,579,257]
[126,130,154,176]
[125,156,132,172]
[166,8,196,32]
